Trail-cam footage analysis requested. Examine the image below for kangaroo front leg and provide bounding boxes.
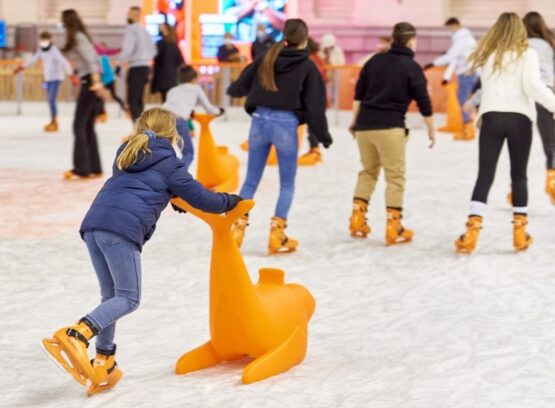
[175,341,222,375]
[242,327,308,384]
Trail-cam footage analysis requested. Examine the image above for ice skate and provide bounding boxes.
[42,319,98,386]
[87,349,123,396]
[44,119,58,132]
[546,170,555,205]
[63,170,92,181]
[298,147,322,165]
[463,123,475,140]
[268,217,298,254]
[513,214,533,252]
[453,131,465,141]
[95,112,108,123]
[454,215,482,254]
[232,214,249,248]
[349,199,371,238]
[385,209,413,245]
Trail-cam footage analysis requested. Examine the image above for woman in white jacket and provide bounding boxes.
[455,12,555,254]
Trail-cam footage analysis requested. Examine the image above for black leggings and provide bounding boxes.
[536,103,555,169]
[127,66,150,121]
[471,112,532,208]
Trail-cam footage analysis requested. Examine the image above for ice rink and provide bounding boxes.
[1,102,555,408]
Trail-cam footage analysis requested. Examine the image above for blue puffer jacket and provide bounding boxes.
[80,137,232,250]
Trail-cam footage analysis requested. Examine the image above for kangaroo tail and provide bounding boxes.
[170,197,254,228]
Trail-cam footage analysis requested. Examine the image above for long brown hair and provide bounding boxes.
[523,11,555,50]
[117,108,181,170]
[258,19,308,92]
[61,9,93,52]
[469,12,528,74]
[160,23,177,44]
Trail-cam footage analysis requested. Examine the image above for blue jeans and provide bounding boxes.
[83,230,142,353]
[46,80,61,119]
[176,118,193,170]
[457,73,478,124]
[240,107,299,219]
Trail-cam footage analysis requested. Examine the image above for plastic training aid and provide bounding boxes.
[438,82,464,136]
[195,113,239,192]
[240,125,318,166]
[171,197,315,384]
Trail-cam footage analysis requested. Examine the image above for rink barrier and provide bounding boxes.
[1,60,449,120]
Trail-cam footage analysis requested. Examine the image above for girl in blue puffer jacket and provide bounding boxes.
[42,107,241,396]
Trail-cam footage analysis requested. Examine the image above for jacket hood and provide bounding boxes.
[274,48,310,74]
[123,137,176,173]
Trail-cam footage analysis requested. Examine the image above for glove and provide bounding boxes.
[115,66,122,77]
[218,107,225,116]
[441,79,449,86]
[323,139,332,149]
[70,74,80,87]
[227,194,243,210]
[423,63,434,70]
[171,202,187,214]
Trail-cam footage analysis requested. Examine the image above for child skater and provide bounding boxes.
[14,31,73,132]
[163,65,223,170]
[454,13,555,254]
[96,46,127,122]
[42,107,242,396]
[227,18,332,254]
[349,22,435,245]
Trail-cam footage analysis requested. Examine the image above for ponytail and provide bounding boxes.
[117,133,151,170]
[258,40,286,92]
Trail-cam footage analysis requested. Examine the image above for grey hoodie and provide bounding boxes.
[119,23,157,67]
[529,38,554,88]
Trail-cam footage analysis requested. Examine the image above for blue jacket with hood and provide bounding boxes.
[80,137,233,250]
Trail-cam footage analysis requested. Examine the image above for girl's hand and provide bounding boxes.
[69,74,80,86]
[462,100,474,114]
[348,123,356,138]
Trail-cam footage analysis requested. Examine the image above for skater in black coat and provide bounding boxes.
[151,23,184,102]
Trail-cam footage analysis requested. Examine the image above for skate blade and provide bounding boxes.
[268,247,297,255]
[41,338,90,387]
[386,237,412,246]
[87,371,123,397]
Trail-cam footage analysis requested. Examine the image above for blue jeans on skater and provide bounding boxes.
[240,107,299,219]
[83,230,142,353]
[176,118,193,170]
[457,73,478,124]
[46,80,61,119]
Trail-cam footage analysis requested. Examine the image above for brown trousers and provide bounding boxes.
[354,128,407,208]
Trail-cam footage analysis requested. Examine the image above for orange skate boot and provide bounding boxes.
[385,209,414,245]
[454,215,483,254]
[87,348,123,396]
[232,214,249,248]
[268,217,298,254]
[349,199,371,238]
[44,118,58,132]
[298,147,322,165]
[546,170,555,205]
[42,319,98,386]
[513,214,533,252]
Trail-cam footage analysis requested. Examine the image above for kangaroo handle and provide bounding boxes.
[192,113,216,127]
[170,197,254,228]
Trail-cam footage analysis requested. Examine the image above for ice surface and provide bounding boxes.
[1,102,555,408]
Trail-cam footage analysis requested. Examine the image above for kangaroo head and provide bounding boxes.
[170,198,255,230]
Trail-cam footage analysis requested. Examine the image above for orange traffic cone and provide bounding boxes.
[171,197,315,384]
[195,113,240,193]
[439,82,464,135]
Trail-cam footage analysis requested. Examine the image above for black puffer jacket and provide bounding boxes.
[227,48,332,147]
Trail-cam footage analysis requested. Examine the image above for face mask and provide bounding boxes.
[39,41,51,48]
[127,18,134,24]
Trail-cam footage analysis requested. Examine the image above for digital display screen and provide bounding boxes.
[200,0,287,58]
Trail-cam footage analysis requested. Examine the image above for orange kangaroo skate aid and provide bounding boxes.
[170,198,315,384]
[195,113,239,192]
[438,82,464,136]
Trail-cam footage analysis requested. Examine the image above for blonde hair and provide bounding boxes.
[117,107,181,170]
[469,12,528,74]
